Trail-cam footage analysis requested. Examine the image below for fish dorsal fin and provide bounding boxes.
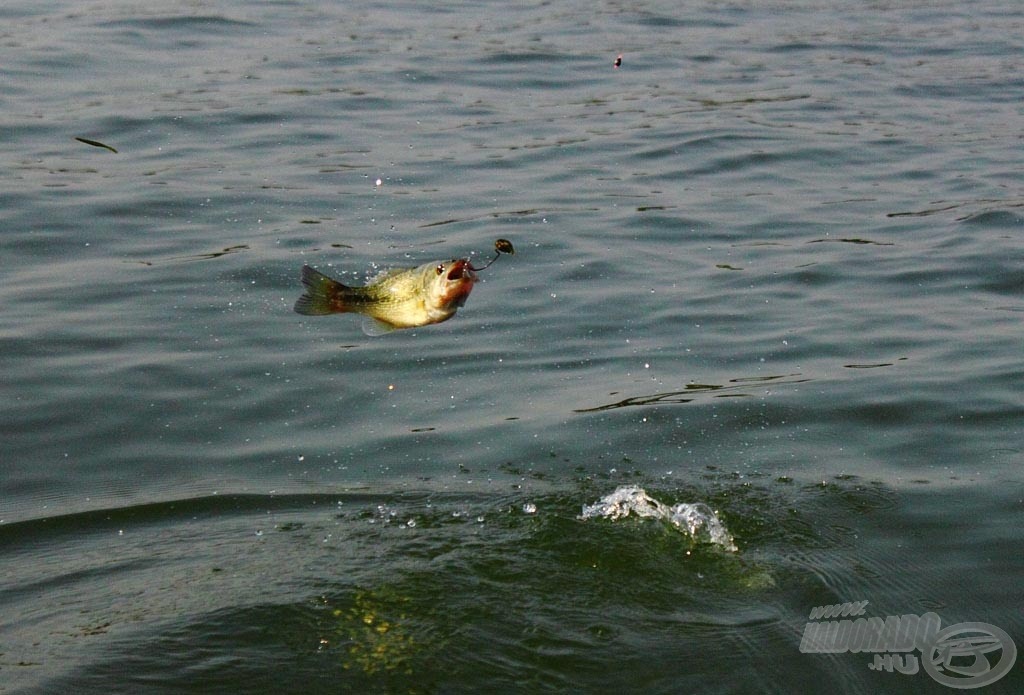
[361,316,398,336]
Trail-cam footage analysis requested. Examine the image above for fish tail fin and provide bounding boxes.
[294,265,350,315]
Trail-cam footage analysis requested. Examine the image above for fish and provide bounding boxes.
[294,259,477,334]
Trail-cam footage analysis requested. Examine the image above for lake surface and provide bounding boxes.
[2,0,1022,692]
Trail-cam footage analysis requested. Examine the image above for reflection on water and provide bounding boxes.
[317,587,421,677]
[134,244,250,265]
[805,237,894,246]
[575,374,811,412]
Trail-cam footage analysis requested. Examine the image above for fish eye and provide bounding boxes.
[435,264,444,275]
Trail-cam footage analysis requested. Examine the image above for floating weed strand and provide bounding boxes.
[74,136,118,153]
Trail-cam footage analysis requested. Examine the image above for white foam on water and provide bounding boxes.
[579,485,737,552]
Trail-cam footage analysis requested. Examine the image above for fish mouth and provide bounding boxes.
[446,259,476,282]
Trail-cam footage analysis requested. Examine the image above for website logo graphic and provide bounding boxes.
[800,602,1016,689]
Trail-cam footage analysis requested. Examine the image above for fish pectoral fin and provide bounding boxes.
[362,317,399,336]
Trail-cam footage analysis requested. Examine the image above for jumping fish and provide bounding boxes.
[293,239,513,335]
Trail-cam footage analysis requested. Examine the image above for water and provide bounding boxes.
[2,0,1022,692]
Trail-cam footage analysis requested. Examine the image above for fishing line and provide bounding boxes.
[469,238,515,272]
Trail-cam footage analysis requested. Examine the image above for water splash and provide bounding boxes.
[579,485,737,552]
